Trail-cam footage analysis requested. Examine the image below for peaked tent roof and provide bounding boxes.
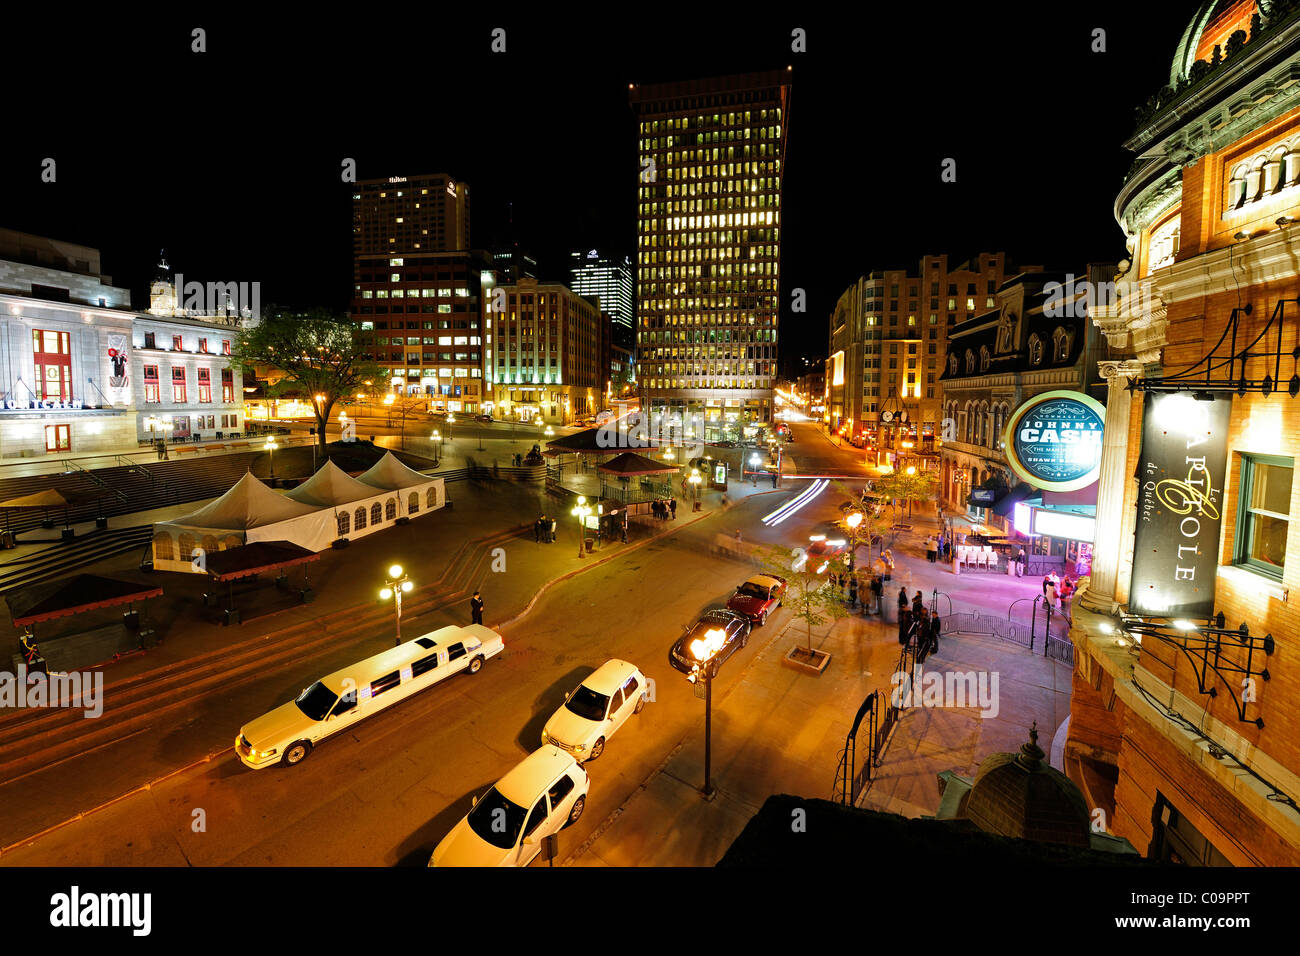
[169,472,321,530]
[357,451,435,490]
[285,459,383,507]
[596,451,679,476]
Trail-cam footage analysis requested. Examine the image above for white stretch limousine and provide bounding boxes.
[236,624,505,769]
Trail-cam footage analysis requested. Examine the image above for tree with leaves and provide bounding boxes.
[229,306,380,455]
[873,469,939,519]
[755,544,849,660]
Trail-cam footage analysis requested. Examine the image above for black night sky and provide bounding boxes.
[3,4,1198,378]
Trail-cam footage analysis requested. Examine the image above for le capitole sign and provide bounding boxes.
[1129,392,1233,620]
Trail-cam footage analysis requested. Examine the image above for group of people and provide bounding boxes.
[923,534,951,564]
[897,588,940,652]
[534,514,558,543]
[651,498,677,520]
[1042,570,1076,615]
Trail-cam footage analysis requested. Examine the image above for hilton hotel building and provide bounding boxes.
[350,173,491,412]
[630,70,790,439]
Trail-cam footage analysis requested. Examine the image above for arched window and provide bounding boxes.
[153,531,174,561]
[178,532,197,561]
[1028,334,1044,366]
[337,511,351,536]
[386,498,397,520]
[948,354,958,377]
[201,535,218,557]
[426,486,437,508]
[979,346,991,373]
[408,491,420,513]
[354,506,367,530]
[371,502,383,525]
[223,534,241,551]
[1053,327,1072,362]
[964,350,976,375]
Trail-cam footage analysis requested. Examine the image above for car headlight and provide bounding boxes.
[250,746,276,759]
[541,730,550,743]
[574,743,586,753]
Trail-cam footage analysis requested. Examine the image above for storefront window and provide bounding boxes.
[32,329,71,401]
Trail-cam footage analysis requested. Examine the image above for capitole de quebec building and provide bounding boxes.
[1063,0,1300,865]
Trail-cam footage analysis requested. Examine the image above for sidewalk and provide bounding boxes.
[568,593,1073,866]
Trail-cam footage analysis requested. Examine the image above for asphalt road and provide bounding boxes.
[0,420,868,866]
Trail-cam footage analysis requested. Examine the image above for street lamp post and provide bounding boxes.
[431,430,441,467]
[689,468,702,512]
[846,511,863,574]
[379,563,414,646]
[264,436,279,483]
[571,495,592,558]
[750,453,761,486]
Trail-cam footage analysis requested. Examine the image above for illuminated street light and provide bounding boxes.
[380,563,414,645]
[431,429,442,466]
[571,495,593,558]
[689,468,702,512]
[264,436,279,481]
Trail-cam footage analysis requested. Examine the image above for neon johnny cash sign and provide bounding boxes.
[1003,390,1105,492]
[1129,392,1232,620]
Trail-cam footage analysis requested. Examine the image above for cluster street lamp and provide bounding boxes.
[684,626,729,800]
[571,495,593,558]
[845,511,864,574]
[446,414,456,443]
[379,563,414,645]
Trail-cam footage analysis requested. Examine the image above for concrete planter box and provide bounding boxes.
[783,646,831,675]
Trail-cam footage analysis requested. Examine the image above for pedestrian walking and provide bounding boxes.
[669,498,676,519]
[549,517,557,543]
[871,574,883,614]
[1017,548,1027,577]
[534,516,543,542]
[925,536,937,564]
[1043,573,1051,596]
[930,610,942,654]
[470,590,484,625]
[771,472,778,488]
[912,589,925,617]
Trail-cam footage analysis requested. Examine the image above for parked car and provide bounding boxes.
[712,439,739,448]
[541,659,648,761]
[429,746,589,867]
[474,413,493,423]
[236,624,504,769]
[725,574,787,626]
[669,608,752,679]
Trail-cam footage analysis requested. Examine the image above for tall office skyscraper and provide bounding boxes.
[349,173,489,410]
[630,70,790,439]
[569,249,634,351]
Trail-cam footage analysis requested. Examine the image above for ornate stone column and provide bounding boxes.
[1080,360,1143,612]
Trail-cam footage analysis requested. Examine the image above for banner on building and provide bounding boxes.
[1128,392,1233,620]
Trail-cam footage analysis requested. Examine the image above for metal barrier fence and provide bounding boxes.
[944,609,1075,665]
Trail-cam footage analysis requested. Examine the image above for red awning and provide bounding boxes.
[6,574,164,627]
[201,540,321,582]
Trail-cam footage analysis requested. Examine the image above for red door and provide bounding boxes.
[45,424,70,452]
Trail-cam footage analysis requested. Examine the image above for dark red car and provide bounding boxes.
[725,574,788,626]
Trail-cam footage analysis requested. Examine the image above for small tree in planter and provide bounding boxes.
[755,544,849,675]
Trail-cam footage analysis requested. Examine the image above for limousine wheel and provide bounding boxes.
[282,740,311,767]
[563,796,585,828]
[468,655,485,675]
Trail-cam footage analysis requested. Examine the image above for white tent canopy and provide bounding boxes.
[358,451,438,490]
[285,459,382,507]
[151,456,446,573]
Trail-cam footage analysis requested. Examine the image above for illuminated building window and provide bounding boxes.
[1234,454,1292,580]
[1027,334,1043,366]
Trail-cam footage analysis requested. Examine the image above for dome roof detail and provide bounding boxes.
[962,722,1093,848]
[1170,1,1262,85]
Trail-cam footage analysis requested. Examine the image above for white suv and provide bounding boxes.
[541,659,648,762]
[430,746,589,867]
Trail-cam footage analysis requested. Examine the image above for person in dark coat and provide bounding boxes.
[669,498,677,519]
[897,588,910,643]
[912,590,925,617]
[929,611,941,654]
[871,574,883,614]
[470,590,484,625]
[534,516,543,542]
